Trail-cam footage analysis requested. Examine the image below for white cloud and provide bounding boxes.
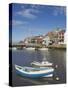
[12,20,27,26]
[53,7,66,16]
[30,4,40,9]
[30,4,45,10]
[17,8,39,19]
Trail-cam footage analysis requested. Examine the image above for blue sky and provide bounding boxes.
[11,3,66,42]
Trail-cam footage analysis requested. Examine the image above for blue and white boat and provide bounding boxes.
[15,65,54,78]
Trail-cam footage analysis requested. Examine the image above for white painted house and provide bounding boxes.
[42,36,50,46]
[64,32,66,44]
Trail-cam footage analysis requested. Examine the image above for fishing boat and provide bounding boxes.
[15,65,54,78]
[31,61,53,67]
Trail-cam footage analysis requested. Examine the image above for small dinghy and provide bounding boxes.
[15,65,54,78]
[31,61,53,67]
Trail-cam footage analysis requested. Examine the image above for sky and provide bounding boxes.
[10,3,66,42]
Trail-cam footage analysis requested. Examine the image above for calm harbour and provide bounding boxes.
[12,49,66,86]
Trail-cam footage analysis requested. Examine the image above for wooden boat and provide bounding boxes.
[15,65,54,78]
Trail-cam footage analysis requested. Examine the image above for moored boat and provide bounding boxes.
[31,61,53,67]
[12,47,17,50]
[25,47,35,50]
[15,64,54,78]
[39,48,48,51]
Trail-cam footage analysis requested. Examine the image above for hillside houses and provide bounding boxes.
[44,29,66,45]
[24,36,44,44]
[23,29,66,46]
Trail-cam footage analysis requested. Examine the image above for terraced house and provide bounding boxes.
[58,30,65,44]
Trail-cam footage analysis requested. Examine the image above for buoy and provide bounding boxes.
[56,77,60,80]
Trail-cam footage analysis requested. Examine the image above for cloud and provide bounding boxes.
[30,4,45,9]
[17,8,40,19]
[12,20,27,26]
[53,7,66,16]
[30,4,41,9]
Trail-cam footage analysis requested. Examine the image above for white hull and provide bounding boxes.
[39,48,48,51]
[25,47,35,50]
[12,47,17,50]
[43,74,53,77]
[31,61,53,67]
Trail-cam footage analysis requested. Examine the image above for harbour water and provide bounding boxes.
[12,49,66,86]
